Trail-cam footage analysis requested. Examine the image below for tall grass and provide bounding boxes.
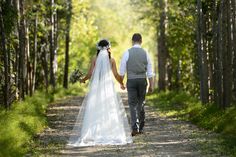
[0,84,85,157]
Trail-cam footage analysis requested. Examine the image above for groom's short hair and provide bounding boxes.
[132,33,142,42]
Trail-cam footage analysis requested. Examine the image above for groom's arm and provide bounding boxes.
[119,51,129,78]
[119,51,128,90]
[146,52,154,93]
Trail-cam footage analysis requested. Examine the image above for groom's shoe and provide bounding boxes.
[131,130,139,136]
[139,130,144,134]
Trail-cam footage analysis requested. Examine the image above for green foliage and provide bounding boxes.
[57,0,156,83]
[167,1,199,92]
[132,0,199,94]
[147,91,236,156]
[0,85,84,157]
[1,1,17,35]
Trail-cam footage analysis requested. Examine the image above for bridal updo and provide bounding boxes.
[96,39,111,59]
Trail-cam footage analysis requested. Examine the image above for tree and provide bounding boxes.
[31,6,38,95]
[232,0,236,103]
[49,0,56,89]
[18,0,26,100]
[196,0,209,104]
[157,0,168,91]
[0,3,9,109]
[63,0,72,89]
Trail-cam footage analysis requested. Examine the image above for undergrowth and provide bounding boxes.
[0,84,84,157]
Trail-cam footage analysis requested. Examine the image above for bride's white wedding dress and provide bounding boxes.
[67,49,132,147]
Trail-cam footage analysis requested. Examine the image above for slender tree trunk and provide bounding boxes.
[176,50,181,90]
[222,0,233,107]
[49,0,56,89]
[25,20,30,95]
[18,0,26,99]
[212,0,221,106]
[231,0,236,103]
[0,4,9,109]
[206,6,214,102]
[217,0,224,108]
[197,0,209,104]
[166,57,172,90]
[222,0,229,108]
[13,0,20,100]
[31,9,38,95]
[53,7,58,84]
[63,0,72,89]
[158,0,168,91]
[41,41,49,92]
[202,14,209,103]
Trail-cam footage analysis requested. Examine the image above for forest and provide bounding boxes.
[0,0,236,156]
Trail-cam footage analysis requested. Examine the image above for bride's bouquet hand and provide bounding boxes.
[69,69,84,84]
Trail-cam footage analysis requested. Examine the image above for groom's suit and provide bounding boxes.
[120,44,153,132]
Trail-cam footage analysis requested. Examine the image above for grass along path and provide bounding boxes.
[30,93,229,156]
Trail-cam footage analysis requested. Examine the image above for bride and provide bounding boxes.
[67,39,133,147]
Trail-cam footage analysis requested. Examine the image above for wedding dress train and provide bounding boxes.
[67,49,132,147]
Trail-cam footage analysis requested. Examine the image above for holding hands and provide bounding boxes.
[120,83,126,90]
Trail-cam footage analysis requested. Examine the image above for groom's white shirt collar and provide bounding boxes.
[132,44,141,48]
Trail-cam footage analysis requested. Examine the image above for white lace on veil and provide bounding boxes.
[67,49,132,147]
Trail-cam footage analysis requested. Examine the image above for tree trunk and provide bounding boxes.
[216,0,225,108]
[25,20,30,95]
[0,4,9,109]
[41,41,49,92]
[49,0,56,89]
[13,0,19,100]
[206,5,214,102]
[166,57,172,90]
[175,50,181,90]
[53,6,58,85]
[157,0,168,91]
[222,0,233,108]
[231,0,236,103]
[222,0,228,108]
[212,0,221,106]
[31,9,38,96]
[18,0,26,100]
[197,0,209,104]
[63,0,72,89]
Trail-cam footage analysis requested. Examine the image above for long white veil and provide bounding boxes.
[67,49,132,147]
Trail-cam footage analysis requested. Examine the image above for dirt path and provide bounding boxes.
[32,93,228,157]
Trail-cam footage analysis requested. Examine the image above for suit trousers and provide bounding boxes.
[127,78,147,131]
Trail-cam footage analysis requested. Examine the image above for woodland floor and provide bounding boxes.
[31,93,229,157]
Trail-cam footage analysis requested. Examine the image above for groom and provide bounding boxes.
[120,33,154,136]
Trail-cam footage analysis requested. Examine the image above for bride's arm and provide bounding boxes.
[80,58,96,83]
[111,58,123,85]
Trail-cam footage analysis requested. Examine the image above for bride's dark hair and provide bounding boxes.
[97,39,111,59]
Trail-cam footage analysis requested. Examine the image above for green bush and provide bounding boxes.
[0,85,84,157]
